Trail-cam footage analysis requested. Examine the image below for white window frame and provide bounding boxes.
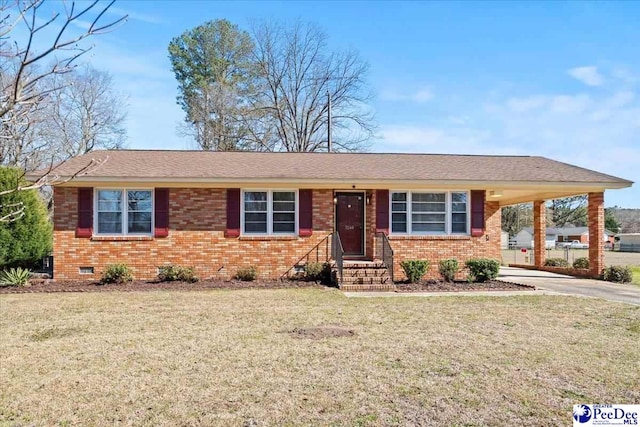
[390,190,470,236]
[241,189,298,236]
[94,188,154,236]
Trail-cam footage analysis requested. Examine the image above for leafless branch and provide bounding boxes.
[250,20,375,152]
[1,0,127,119]
[0,156,107,222]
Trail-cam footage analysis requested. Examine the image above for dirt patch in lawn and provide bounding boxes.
[287,325,356,339]
[395,279,535,292]
[0,278,328,294]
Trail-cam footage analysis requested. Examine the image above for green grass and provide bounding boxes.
[1,289,639,426]
[631,265,640,286]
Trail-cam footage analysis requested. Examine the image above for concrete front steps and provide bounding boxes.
[339,261,395,291]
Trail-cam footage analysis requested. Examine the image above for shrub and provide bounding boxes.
[603,265,632,283]
[304,262,324,281]
[572,257,590,269]
[544,258,570,268]
[400,260,429,283]
[101,264,133,284]
[0,267,32,287]
[0,167,52,269]
[438,259,459,282]
[236,266,257,281]
[465,258,500,283]
[157,265,198,283]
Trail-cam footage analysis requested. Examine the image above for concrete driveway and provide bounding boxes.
[499,266,640,306]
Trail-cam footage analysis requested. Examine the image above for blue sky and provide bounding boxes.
[46,1,640,207]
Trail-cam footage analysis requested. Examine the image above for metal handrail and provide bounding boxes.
[280,234,331,280]
[377,231,394,282]
[331,231,344,285]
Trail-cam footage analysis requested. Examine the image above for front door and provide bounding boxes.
[335,192,365,256]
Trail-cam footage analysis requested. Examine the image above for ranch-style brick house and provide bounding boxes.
[39,150,632,288]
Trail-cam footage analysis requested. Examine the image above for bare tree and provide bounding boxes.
[0,63,51,170]
[1,0,126,121]
[45,63,127,158]
[0,0,126,221]
[550,195,587,227]
[250,21,375,152]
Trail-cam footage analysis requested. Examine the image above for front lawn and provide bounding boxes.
[1,289,638,426]
[632,265,640,285]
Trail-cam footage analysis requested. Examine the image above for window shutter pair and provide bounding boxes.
[375,189,485,235]
[225,189,313,237]
[75,188,169,238]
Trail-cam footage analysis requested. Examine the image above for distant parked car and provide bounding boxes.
[557,240,589,249]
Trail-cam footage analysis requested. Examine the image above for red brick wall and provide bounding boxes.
[384,200,502,281]
[53,187,501,282]
[53,187,334,280]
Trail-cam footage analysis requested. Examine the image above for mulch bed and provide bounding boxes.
[1,278,535,294]
[395,279,535,292]
[0,279,329,294]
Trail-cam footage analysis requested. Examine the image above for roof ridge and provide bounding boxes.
[88,149,535,158]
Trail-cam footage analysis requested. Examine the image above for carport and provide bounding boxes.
[492,175,631,278]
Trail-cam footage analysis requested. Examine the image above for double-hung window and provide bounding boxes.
[243,190,296,235]
[96,189,153,235]
[391,191,469,235]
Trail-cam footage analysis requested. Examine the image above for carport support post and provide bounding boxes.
[533,200,546,267]
[588,192,605,278]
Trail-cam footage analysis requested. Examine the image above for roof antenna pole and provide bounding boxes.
[327,90,332,152]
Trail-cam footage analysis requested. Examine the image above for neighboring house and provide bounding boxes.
[34,150,632,284]
[614,233,640,253]
[513,228,557,249]
[515,226,615,248]
[554,227,616,245]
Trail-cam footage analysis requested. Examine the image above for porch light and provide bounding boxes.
[489,190,503,198]
[366,195,371,204]
[333,197,338,205]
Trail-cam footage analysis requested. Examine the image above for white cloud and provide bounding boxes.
[380,87,434,103]
[610,66,639,86]
[107,6,163,24]
[376,77,640,207]
[379,125,493,154]
[505,95,547,113]
[568,66,605,86]
[549,94,591,114]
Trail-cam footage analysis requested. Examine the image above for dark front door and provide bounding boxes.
[336,192,365,256]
